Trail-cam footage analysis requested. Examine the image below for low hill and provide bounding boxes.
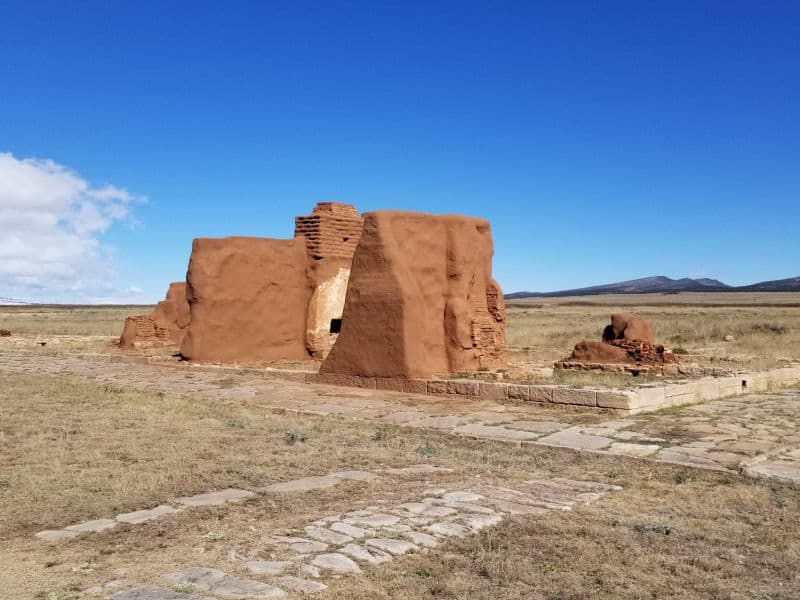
[506,275,800,298]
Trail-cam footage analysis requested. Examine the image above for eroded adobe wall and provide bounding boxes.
[294,202,363,358]
[320,210,506,379]
[180,236,312,363]
[118,282,190,349]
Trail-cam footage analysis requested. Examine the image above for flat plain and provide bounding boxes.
[1,293,799,600]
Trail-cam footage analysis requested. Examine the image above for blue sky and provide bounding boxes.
[1,1,798,302]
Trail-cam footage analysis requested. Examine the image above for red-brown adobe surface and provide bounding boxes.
[179,236,312,363]
[118,281,190,349]
[321,210,506,379]
[565,313,676,366]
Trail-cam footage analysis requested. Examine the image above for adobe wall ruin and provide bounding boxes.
[320,210,506,379]
[175,202,363,364]
[294,202,364,358]
[118,282,190,349]
[179,236,313,363]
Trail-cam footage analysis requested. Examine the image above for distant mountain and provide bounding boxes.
[736,276,800,292]
[505,275,800,298]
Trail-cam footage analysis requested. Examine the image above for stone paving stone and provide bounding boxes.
[405,531,440,547]
[304,526,353,545]
[747,460,800,482]
[383,464,453,475]
[426,521,472,537]
[35,529,79,542]
[536,428,613,451]
[269,536,328,554]
[117,505,177,524]
[442,500,497,514]
[505,420,570,434]
[328,521,369,538]
[462,513,504,531]
[310,553,362,574]
[365,538,418,555]
[406,415,467,429]
[344,513,401,527]
[330,470,379,481]
[607,442,661,457]
[275,576,328,595]
[163,567,286,598]
[454,423,541,441]
[442,491,483,503]
[656,449,729,470]
[66,518,117,533]
[243,560,292,576]
[265,475,341,493]
[175,489,256,507]
[339,543,393,564]
[110,585,216,600]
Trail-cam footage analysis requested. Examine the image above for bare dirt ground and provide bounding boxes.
[1,297,799,599]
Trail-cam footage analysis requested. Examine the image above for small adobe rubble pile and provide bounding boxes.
[118,282,190,349]
[321,210,506,379]
[558,313,677,371]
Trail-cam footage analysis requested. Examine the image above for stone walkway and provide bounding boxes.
[108,478,621,599]
[2,351,799,482]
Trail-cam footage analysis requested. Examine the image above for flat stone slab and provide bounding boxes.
[344,513,401,527]
[607,442,661,457]
[117,504,178,524]
[266,475,341,493]
[339,543,392,564]
[175,489,256,507]
[270,535,328,554]
[66,518,117,533]
[310,552,362,574]
[328,521,368,538]
[747,460,800,482]
[35,529,79,542]
[383,464,453,475]
[505,420,570,434]
[656,449,728,470]
[455,423,540,441]
[365,537,418,555]
[111,586,216,600]
[304,525,353,545]
[330,470,378,481]
[275,576,327,595]
[164,567,286,598]
[536,428,613,451]
[243,560,291,576]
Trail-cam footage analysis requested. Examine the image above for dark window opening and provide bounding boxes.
[343,236,350,242]
[330,318,342,334]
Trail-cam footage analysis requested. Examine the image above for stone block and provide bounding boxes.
[596,390,637,410]
[316,373,377,389]
[634,386,666,408]
[446,379,480,396]
[478,382,509,402]
[376,378,427,395]
[427,380,447,395]
[741,374,768,392]
[528,386,555,404]
[507,384,530,401]
[698,379,721,400]
[552,387,597,407]
[666,392,697,407]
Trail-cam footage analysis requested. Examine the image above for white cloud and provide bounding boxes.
[0,152,144,303]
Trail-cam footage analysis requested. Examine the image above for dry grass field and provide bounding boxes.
[0,305,152,336]
[1,371,799,600]
[506,292,800,371]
